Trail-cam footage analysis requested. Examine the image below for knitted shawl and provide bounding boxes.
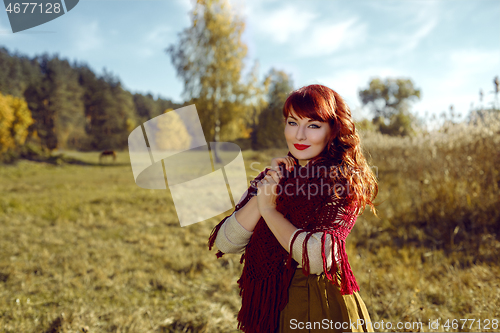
[208,151,361,333]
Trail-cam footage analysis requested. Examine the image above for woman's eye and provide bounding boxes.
[287,121,320,128]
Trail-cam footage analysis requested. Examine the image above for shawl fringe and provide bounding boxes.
[237,260,297,332]
[287,229,360,295]
[208,214,231,258]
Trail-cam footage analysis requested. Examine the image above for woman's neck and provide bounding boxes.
[298,159,310,167]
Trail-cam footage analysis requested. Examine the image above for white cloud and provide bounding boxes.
[135,25,173,58]
[252,4,317,44]
[145,25,172,44]
[413,48,500,117]
[450,49,500,71]
[397,18,437,53]
[175,0,192,12]
[316,68,403,96]
[72,21,103,52]
[295,18,367,57]
[419,49,500,96]
[374,1,439,56]
[246,2,366,58]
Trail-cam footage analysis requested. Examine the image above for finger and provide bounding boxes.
[283,158,294,172]
[271,158,282,170]
[273,157,289,172]
[264,174,276,184]
[272,157,288,168]
[267,169,281,182]
[267,168,282,178]
[271,161,282,172]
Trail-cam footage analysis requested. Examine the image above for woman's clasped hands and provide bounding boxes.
[256,156,297,213]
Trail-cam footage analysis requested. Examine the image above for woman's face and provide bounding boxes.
[284,107,332,166]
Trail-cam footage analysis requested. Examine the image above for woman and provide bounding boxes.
[208,84,378,333]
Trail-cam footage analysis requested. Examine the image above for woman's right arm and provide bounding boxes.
[234,195,261,232]
[214,188,263,253]
[235,160,289,232]
[214,165,283,253]
[214,199,259,253]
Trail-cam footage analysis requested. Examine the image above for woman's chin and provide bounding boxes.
[292,150,314,159]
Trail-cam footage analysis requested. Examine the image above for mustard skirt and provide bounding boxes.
[277,268,374,333]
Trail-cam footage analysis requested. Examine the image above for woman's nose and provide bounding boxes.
[295,125,306,140]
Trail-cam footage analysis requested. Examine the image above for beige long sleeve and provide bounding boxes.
[214,212,339,274]
[214,211,253,254]
[289,228,339,274]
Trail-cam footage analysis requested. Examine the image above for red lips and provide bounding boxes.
[294,144,310,150]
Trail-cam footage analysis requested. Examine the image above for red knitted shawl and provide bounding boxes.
[208,151,361,333]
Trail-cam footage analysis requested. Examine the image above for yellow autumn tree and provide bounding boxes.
[155,108,192,151]
[0,92,34,154]
[166,0,248,162]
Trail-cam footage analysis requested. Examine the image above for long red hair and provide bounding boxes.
[283,84,379,216]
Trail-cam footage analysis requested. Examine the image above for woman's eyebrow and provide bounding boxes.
[288,116,317,122]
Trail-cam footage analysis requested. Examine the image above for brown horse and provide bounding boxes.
[99,150,116,163]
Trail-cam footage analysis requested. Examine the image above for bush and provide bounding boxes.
[355,113,500,259]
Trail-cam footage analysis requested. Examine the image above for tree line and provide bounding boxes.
[1,0,498,163]
[0,46,182,161]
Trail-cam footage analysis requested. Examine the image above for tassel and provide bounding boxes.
[302,232,312,275]
[236,261,296,333]
[286,229,304,268]
[321,232,332,280]
[338,239,360,294]
[208,215,229,251]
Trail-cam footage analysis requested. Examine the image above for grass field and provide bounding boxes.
[1,121,499,332]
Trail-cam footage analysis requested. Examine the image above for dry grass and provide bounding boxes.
[0,117,499,332]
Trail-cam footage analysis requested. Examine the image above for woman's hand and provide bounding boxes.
[256,171,280,213]
[255,155,296,213]
[271,156,296,174]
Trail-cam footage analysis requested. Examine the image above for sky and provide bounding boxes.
[1,0,499,122]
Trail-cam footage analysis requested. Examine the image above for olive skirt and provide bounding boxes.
[276,268,374,333]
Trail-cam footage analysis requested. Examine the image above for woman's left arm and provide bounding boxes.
[260,208,337,274]
[259,208,298,252]
[256,171,337,273]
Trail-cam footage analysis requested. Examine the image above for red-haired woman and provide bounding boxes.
[209,84,378,333]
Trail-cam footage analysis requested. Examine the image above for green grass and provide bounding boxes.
[1,119,499,332]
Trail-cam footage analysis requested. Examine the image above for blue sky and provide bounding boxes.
[1,0,499,122]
